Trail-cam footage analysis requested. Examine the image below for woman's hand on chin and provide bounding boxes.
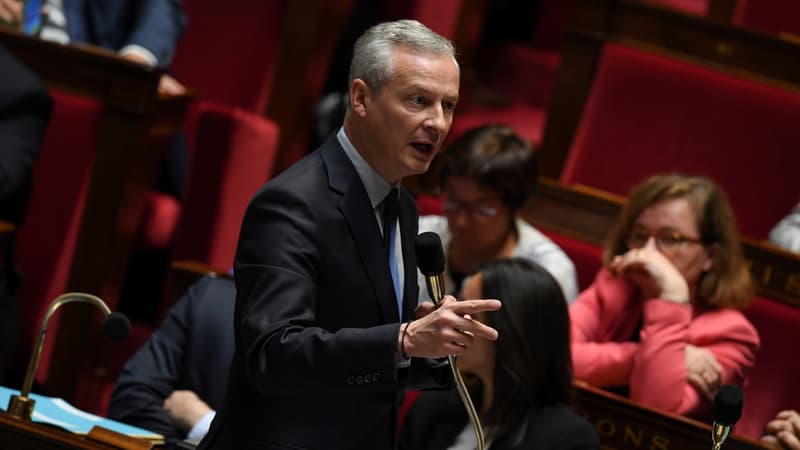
[610,243,689,303]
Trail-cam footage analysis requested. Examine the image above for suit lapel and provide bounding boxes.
[321,140,399,323]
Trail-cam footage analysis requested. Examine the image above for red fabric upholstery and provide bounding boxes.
[539,230,604,292]
[645,0,710,15]
[561,43,800,238]
[135,192,181,251]
[171,0,285,113]
[416,194,444,217]
[384,0,464,39]
[736,296,800,439]
[449,102,547,147]
[15,90,101,383]
[170,101,280,270]
[734,0,800,38]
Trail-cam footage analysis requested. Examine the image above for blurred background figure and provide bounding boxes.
[769,201,800,253]
[108,276,234,449]
[417,125,578,303]
[400,258,599,450]
[0,43,52,385]
[570,174,759,418]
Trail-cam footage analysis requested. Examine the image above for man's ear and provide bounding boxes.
[350,79,370,117]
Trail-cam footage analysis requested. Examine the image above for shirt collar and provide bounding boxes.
[337,127,397,209]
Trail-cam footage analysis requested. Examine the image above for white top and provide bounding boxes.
[417,215,579,303]
[769,203,800,253]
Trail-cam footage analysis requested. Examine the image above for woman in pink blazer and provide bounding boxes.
[570,174,760,418]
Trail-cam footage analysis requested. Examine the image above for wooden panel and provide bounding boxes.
[574,383,765,449]
[0,413,113,450]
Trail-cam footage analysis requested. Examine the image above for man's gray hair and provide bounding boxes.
[348,20,457,93]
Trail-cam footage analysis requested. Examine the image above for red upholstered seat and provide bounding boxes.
[15,90,102,384]
[539,230,604,292]
[171,0,285,113]
[734,0,800,38]
[170,101,280,269]
[738,296,800,439]
[645,0,710,15]
[560,43,800,238]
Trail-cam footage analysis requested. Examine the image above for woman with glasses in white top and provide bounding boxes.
[417,125,578,303]
[570,174,759,418]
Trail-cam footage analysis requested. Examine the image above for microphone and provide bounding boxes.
[6,292,130,421]
[711,384,743,450]
[416,231,446,304]
[415,232,485,450]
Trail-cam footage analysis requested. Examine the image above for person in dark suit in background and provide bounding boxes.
[108,276,235,448]
[198,19,502,450]
[0,43,53,385]
[0,0,187,95]
[400,258,599,450]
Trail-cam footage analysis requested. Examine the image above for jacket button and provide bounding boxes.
[364,374,372,383]
[347,376,354,385]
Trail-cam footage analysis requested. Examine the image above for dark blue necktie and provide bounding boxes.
[382,188,402,319]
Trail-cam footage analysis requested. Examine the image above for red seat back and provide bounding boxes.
[560,43,800,238]
[15,90,101,383]
[171,101,280,270]
[738,296,800,439]
[734,0,800,38]
[171,0,285,113]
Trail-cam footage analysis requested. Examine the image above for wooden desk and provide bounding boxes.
[575,383,766,449]
[0,412,157,450]
[0,28,191,403]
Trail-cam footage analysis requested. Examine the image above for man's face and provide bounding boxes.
[350,46,460,184]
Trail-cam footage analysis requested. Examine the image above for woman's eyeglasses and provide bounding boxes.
[442,199,500,221]
[626,229,702,252]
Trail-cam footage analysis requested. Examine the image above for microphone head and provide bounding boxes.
[415,232,445,276]
[102,312,131,341]
[712,384,743,426]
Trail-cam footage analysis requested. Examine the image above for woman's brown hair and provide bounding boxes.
[604,174,752,309]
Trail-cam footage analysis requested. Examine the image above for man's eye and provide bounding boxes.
[412,96,425,105]
[443,101,456,112]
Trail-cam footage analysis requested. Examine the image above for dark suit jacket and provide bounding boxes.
[65,0,186,67]
[107,276,235,448]
[198,137,450,450]
[399,390,600,450]
[0,44,52,384]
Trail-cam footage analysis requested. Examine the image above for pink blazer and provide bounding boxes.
[570,268,760,417]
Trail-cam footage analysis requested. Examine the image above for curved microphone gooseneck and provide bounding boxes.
[6,292,130,420]
[415,232,486,450]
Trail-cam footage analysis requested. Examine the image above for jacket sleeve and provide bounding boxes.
[235,185,413,396]
[107,279,207,445]
[570,281,638,387]
[629,300,759,415]
[125,0,186,67]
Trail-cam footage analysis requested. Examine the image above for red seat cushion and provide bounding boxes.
[561,43,800,238]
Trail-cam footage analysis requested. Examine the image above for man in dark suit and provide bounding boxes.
[108,276,235,448]
[198,20,502,450]
[0,43,52,384]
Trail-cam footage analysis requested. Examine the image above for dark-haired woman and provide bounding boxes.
[400,258,599,450]
[417,125,578,303]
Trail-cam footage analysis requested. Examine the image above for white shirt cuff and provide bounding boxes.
[186,410,215,440]
[119,45,158,67]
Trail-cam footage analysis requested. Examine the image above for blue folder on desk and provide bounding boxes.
[0,386,163,443]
